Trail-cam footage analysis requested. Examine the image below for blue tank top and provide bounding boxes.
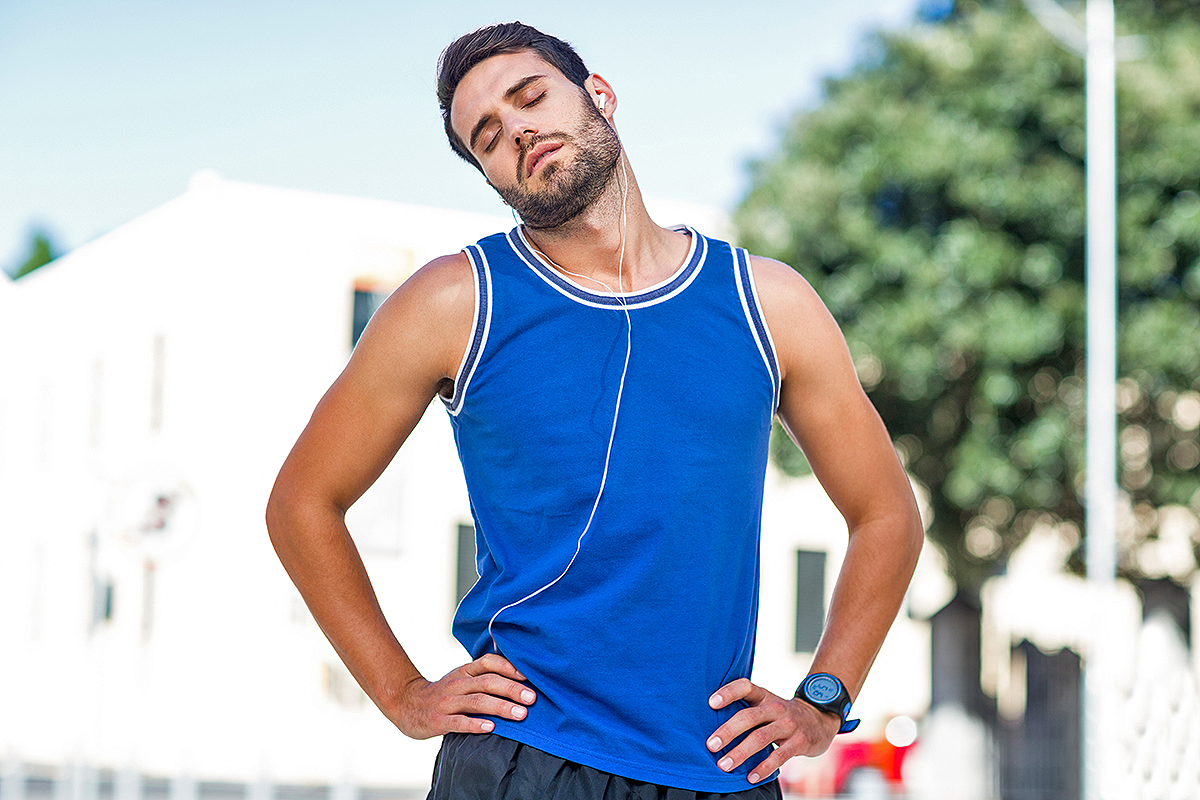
[441,226,780,791]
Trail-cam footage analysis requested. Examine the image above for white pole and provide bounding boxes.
[1084,1,1118,799]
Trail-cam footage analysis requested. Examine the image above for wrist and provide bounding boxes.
[790,696,842,739]
[794,672,860,734]
[375,668,426,714]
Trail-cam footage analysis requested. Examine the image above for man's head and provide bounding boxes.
[436,23,622,229]
[437,22,591,172]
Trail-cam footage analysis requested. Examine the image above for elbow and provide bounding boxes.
[899,498,924,575]
[848,499,924,573]
[908,512,925,564]
[857,492,923,577]
[264,474,346,562]
[265,478,301,556]
[265,485,287,551]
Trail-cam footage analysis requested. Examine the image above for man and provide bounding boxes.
[266,21,923,800]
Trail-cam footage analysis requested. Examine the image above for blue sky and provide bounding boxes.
[0,0,921,271]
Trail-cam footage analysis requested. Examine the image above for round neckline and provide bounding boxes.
[509,225,704,309]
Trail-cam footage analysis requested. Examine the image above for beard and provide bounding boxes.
[493,98,621,230]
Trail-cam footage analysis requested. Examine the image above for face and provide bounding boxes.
[450,50,621,229]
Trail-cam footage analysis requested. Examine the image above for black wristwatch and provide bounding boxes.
[795,673,860,734]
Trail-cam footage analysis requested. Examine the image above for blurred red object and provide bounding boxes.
[779,735,915,796]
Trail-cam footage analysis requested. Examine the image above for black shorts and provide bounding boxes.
[426,732,783,800]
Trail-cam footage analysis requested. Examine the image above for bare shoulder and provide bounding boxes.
[746,255,846,382]
[411,251,475,294]
[362,252,474,339]
[747,254,826,310]
[348,251,476,389]
[375,251,474,327]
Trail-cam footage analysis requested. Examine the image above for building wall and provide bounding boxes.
[0,178,505,787]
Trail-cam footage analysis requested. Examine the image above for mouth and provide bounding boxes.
[525,141,563,179]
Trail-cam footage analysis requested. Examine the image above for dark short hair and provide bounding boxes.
[436,21,590,171]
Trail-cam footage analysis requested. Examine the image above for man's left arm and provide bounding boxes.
[707,256,924,783]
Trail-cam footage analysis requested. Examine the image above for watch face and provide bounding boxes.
[805,674,842,703]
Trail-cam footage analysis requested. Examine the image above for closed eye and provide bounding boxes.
[482,92,545,153]
[483,124,502,153]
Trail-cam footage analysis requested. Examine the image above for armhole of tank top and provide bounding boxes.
[441,244,492,416]
[733,247,781,414]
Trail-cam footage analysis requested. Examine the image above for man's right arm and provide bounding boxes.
[265,252,536,738]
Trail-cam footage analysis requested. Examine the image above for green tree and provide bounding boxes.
[740,0,1200,592]
[11,229,59,279]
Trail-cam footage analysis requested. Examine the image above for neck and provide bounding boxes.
[520,153,690,293]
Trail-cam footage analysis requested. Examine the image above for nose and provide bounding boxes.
[504,110,538,149]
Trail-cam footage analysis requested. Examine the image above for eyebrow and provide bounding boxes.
[468,74,547,153]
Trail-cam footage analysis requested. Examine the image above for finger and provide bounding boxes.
[470,653,527,681]
[745,746,795,785]
[708,677,762,710]
[716,717,793,774]
[463,671,537,707]
[439,713,499,736]
[445,691,532,722]
[706,695,779,753]
[400,703,500,739]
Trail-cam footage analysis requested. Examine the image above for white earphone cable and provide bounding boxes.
[487,156,632,652]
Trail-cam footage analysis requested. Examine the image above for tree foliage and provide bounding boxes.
[12,229,59,280]
[740,0,1200,591]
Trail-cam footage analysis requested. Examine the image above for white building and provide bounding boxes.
[0,175,934,798]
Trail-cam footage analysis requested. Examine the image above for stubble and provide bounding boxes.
[493,99,621,230]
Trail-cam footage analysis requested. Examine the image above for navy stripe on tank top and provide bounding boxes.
[440,226,780,792]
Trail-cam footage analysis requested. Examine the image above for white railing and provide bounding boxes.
[0,768,425,800]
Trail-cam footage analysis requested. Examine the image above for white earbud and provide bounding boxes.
[597,94,606,111]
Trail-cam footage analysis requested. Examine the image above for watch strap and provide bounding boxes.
[795,672,860,734]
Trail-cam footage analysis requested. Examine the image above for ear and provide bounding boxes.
[584,73,617,122]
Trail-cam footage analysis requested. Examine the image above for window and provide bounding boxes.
[455,523,478,607]
[794,549,827,653]
[89,358,104,448]
[150,334,165,431]
[93,579,114,626]
[322,660,367,708]
[351,283,390,348]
